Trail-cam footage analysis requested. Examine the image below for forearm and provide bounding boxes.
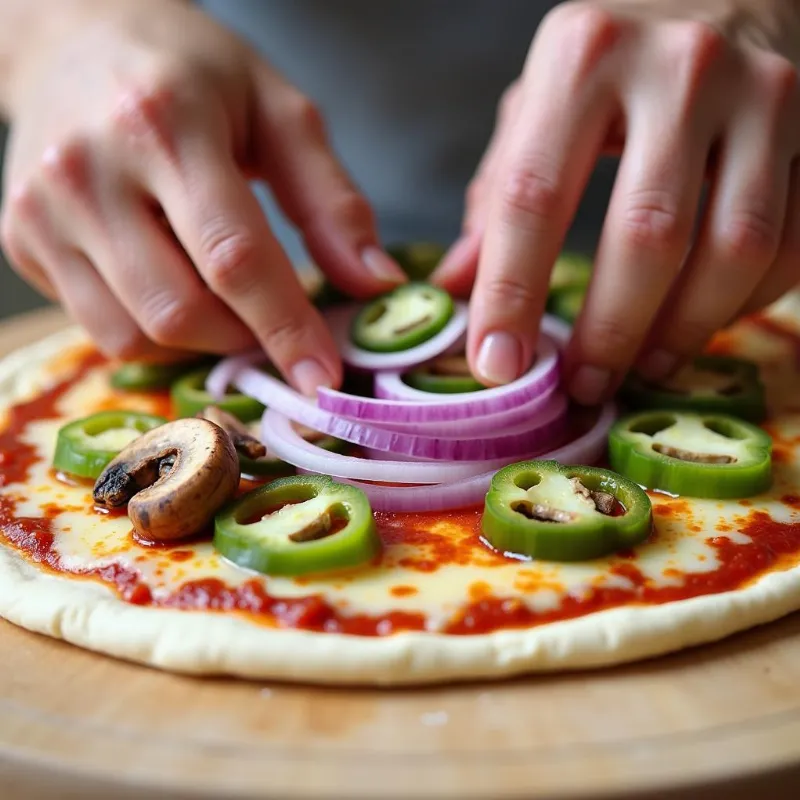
[0,0,190,119]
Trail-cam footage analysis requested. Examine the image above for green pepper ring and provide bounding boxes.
[386,241,446,281]
[620,355,767,423]
[53,410,168,479]
[171,369,265,423]
[547,285,585,325]
[213,474,381,576]
[109,358,213,392]
[481,460,653,562]
[608,410,773,499]
[350,283,455,353]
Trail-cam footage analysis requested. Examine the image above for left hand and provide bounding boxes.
[433,0,800,405]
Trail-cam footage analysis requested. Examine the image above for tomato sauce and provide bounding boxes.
[2,347,800,637]
[750,315,800,368]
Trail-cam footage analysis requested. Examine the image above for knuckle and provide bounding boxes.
[581,317,636,362]
[719,208,780,263]
[621,190,685,252]
[499,163,564,229]
[3,182,41,226]
[327,190,374,229]
[140,292,197,347]
[285,92,326,140]
[481,276,539,317]
[670,21,724,113]
[202,227,258,294]
[678,20,724,70]
[109,76,181,158]
[541,2,619,81]
[39,137,91,196]
[757,53,798,107]
[666,317,715,352]
[260,315,310,354]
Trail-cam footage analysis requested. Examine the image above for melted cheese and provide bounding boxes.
[518,472,599,517]
[85,427,142,451]
[648,416,749,459]
[4,357,800,630]
[663,364,737,396]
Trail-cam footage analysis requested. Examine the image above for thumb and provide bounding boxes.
[248,62,406,299]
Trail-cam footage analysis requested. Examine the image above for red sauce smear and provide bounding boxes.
[2,347,800,636]
[750,315,800,368]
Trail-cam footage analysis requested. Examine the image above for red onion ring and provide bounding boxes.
[260,409,523,483]
[232,367,568,461]
[318,333,559,423]
[330,402,617,512]
[206,350,263,400]
[324,302,469,371]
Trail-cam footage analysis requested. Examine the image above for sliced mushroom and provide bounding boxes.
[511,500,576,523]
[429,355,471,376]
[196,406,266,459]
[93,418,240,542]
[653,444,735,464]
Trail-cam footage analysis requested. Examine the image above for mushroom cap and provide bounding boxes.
[93,417,240,542]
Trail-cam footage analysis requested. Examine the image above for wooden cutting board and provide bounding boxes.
[1,307,800,800]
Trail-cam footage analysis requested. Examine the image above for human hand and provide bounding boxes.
[434,0,800,404]
[0,0,405,394]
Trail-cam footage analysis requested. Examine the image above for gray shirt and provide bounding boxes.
[199,1,614,262]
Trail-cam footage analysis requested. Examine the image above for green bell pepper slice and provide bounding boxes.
[404,354,485,394]
[481,460,653,562]
[351,282,454,352]
[548,285,586,324]
[109,358,212,391]
[214,475,381,576]
[548,251,592,293]
[608,410,772,499]
[53,410,168,479]
[621,355,767,423]
[312,280,350,310]
[386,241,446,281]
[171,369,265,423]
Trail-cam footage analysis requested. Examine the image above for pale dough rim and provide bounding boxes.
[0,326,798,687]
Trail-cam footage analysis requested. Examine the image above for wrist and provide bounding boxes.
[1,0,190,118]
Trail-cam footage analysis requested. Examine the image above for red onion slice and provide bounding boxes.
[318,334,559,423]
[206,350,263,400]
[325,302,469,371]
[332,402,617,512]
[260,409,519,483]
[232,366,567,461]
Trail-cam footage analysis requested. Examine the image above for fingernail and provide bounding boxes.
[637,349,678,384]
[361,246,407,284]
[569,365,612,406]
[476,331,522,385]
[291,358,333,398]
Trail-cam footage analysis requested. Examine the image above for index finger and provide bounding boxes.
[467,5,619,386]
[152,142,343,396]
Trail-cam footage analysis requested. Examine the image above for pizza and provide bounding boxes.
[0,260,799,687]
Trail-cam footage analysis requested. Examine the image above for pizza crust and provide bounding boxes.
[0,328,799,686]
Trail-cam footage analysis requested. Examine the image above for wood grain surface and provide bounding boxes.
[1,308,799,800]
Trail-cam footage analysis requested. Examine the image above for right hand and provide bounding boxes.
[0,0,405,395]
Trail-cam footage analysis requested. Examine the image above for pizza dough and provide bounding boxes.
[0,319,798,686]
